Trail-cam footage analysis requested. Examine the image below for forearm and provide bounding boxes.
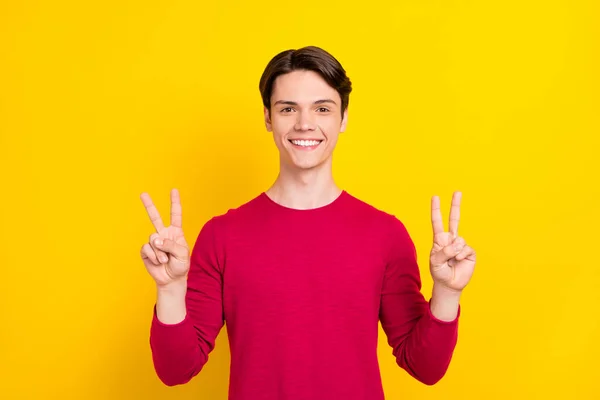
[393,286,461,385]
[429,283,462,322]
[396,301,460,385]
[150,280,204,386]
[156,280,187,324]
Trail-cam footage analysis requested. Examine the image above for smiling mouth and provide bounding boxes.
[288,139,323,149]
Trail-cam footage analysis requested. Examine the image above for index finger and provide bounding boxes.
[140,192,165,232]
[170,188,182,228]
[431,195,445,236]
[448,191,462,239]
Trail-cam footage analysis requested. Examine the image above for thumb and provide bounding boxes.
[154,238,188,261]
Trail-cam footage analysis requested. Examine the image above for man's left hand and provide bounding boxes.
[429,191,477,293]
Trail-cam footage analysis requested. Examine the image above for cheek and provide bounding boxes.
[271,122,291,148]
[320,119,342,137]
[271,118,292,135]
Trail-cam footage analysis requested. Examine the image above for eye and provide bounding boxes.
[317,107,330,112]
[280,107,294,113]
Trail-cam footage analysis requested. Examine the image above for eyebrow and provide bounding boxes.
[273,99,337,106]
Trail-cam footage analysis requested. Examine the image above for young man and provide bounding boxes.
[140,46,476,400]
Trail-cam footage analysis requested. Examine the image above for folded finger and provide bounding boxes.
[456,245,475,261]
[451,236,466,253]
[149,233,169,264]
[141,243,160,266]
[155,238,188,261]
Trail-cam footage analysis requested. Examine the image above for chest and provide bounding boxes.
[221,224,388,322]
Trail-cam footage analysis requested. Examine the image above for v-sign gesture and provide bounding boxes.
[140,188,190,288]
[429,191,476,292]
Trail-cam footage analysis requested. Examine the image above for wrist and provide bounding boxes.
[430,283,462,322]
[157,279,187,296]
[432,282,463,299]
[155,280,187,325]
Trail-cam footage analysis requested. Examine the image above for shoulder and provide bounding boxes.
[344,191,409,232]
[344,191,416,258]
[192,193,265,256]
[202,192,266,233]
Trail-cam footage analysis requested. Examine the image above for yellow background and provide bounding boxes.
[1,1,599,399]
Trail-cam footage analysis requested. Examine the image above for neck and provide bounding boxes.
[265,158,342,210]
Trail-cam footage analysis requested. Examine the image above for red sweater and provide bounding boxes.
[149,190,460,399]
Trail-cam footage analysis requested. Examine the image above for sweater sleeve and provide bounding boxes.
[149,217,225,386]
[379,216,460,386]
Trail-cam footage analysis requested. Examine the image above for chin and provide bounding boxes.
[279,144,333,171]
[294,163,320,171]
[289,157,329,171]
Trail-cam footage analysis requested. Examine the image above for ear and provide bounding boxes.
[264,106,273,132]
[339,108,349,133]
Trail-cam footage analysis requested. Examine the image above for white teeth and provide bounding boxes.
[291,139,321,147]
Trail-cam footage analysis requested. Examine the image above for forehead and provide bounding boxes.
[271,70,340,104]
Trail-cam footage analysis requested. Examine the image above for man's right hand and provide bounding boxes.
[140,188,190,288]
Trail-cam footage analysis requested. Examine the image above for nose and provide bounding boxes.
[294,112,317,131]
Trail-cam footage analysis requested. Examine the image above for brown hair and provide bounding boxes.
[259,46,352,117]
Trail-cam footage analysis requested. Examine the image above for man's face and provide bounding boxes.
[264,69,348,171]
